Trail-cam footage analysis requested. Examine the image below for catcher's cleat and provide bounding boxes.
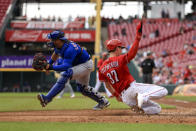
[93,99,110,110]
[37,94,48,107]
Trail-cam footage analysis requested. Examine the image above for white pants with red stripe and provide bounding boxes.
[121,81,168,114]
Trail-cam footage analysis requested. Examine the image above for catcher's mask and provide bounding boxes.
[47,41,55,48]
[47,30,67,48]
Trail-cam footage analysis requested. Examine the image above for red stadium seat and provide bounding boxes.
[108,20,196,71]
[0,0,12,29]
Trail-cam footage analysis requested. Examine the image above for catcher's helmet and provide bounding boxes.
[106,39,125,51]
[47,30,67,48]
[47,30,67,41]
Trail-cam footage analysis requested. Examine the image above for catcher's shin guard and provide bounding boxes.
[44,69,73,101]
[77,83,109,104]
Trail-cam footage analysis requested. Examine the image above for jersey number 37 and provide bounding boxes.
[107,70,119,84]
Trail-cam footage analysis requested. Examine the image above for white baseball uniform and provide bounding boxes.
[121,81,168,114]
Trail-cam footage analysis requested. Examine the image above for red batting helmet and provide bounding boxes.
[106,39,125,51]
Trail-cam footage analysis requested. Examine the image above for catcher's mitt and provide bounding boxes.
[32,53,47,71]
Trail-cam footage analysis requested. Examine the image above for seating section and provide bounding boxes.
[161,51,196,71]
[108,19,196,72]
[141,30,195,54]
[66,17,85,29]
[108,20,194,48]
[0,0,12,28]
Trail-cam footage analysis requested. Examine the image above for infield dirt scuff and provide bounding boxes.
[0,98,196,124]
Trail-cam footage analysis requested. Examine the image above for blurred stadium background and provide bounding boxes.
[0,0,195,95]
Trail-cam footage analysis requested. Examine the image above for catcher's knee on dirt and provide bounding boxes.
[45,69,73,100]
[77,83,105,103]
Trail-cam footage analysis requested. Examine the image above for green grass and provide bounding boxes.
[160,103,176,109]
[1,93,195,131]
[0,92,129,112]
[0,122,196,131]
[166,95,196,102]
[0,93,177,112]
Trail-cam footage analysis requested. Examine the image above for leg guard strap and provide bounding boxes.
[77,83,105,103]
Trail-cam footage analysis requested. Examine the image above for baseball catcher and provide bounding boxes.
[32,52,47,71]
[36,30,110,110]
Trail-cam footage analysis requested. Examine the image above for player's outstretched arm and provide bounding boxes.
[126,21,142,62]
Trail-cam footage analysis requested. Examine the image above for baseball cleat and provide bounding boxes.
[37,94,48,107]
[70,94,75,98]
[131,105,145,114]
[93,100,110,110]
[131,105,139,112]
[136,93,144,109]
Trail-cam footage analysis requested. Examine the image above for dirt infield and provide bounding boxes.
[0,98,196,124]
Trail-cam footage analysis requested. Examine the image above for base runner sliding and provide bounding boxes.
[98,20,168,115]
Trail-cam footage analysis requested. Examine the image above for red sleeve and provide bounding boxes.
[126,21,142,62]
[117,54,129,65]
[126,38,140,62]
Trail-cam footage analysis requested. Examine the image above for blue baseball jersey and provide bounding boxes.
[57,58,63,65]
[52,41,90,71]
